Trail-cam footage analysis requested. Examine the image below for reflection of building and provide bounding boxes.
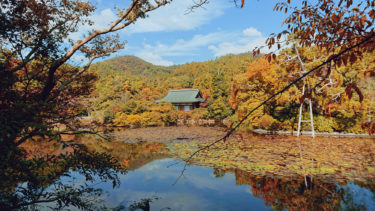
[156,89,205,111]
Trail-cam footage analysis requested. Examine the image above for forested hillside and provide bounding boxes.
[87,54,256,126]
[87,50,374,133]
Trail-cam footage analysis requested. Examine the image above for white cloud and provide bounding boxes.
[129,26,283,66]
[71,0,228,38]
[69,8,117,41]
[134,27,266,64]
[136,51,174,66]
[208,37,266,57]
[91,8,117,29]
[207,27,283,57]
[243,27,262,37]
[133,31,234,65]
[126,0,227,34]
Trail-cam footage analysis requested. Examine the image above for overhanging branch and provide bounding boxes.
[173,31,375,184]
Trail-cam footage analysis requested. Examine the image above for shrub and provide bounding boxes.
[314,116,334,133]
[191,108,209,120]
[259,114,277,130]
[113,112,128,126]
[126,114,142,127]
[140,112,163,127]
[103,110,115,124]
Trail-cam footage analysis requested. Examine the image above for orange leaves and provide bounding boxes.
[240,0,245,8]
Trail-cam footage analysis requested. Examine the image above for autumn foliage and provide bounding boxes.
[230,47,375,133]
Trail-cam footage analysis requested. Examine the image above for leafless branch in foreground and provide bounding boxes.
[185,0,209,14]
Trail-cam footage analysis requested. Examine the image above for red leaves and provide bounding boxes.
[233,89,239,98]
[361,122,375,135]
[345,83,353,99]
[349,53,357,64]
[369,10,375,19]
[268,0,375,64]
[345,83,363,102]
[352,83,364,102]
[299,95,306,104]
[300,91,312,104]
[265,53,277,63]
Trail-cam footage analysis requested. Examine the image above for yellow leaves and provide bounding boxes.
[246,56,275,80]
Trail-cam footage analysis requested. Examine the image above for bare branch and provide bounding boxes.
[185,0,209,14]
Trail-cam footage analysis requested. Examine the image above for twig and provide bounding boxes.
[185,0,209,14]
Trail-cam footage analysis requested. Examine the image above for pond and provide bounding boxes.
[10,127,375,210]
[64,154,375,211]
[90,158,270,210]
[78,156,375,210]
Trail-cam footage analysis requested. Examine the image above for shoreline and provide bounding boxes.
[105,126,375,143]
[252,128,374,138]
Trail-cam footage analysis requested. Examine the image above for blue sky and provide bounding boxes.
[72,0,287,66]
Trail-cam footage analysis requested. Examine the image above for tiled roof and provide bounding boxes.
[156,89,205,103]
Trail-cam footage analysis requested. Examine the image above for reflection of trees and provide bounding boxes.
[233,169,345,210]
[0,138,169,209]
[213,168,226,178]
[83,139,170,170]
[0,141,126,210]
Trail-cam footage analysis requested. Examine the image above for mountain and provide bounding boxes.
[90,55,176,76]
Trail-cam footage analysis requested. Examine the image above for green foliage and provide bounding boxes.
[206,97,232,119]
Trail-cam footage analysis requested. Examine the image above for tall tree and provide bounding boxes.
[0,0,174,147]
[0,0,176,209]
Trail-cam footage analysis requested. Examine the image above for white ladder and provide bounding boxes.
[297,84,315,137]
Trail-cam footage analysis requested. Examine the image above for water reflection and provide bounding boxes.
[92,157,375,211]
[101,158,270,210]
[0,142,126,210]
[83,140,170,170]
[3,137,375,210]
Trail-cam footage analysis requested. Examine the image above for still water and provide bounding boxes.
[17,133,375,210]
[95,158,270,210]
[65,156,375,210]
